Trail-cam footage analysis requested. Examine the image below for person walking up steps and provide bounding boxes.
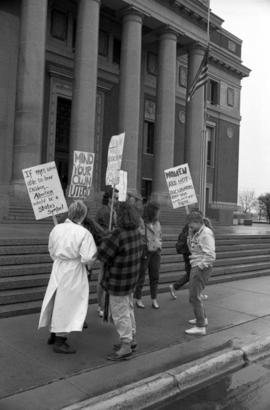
[185,211,216,336]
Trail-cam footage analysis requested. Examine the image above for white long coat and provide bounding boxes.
[38,219,97,333]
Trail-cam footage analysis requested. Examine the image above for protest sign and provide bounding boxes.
[164,163,197,209]
[105,132,125,186]
[22,161,68,220]
[68,151,95,198]
[116,170,128,201]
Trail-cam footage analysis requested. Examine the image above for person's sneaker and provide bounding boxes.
[97,306,104,318]
[201,293,208,300]
[113,341,137,352]
[136,300,145,309]
[107,342,132,361]
[185,326,206,335]
[188,318,208,326]
[169,284,177,300]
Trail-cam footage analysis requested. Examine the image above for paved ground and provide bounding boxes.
[1,276,270,409]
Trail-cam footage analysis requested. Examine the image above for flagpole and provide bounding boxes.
[200,0,211,215]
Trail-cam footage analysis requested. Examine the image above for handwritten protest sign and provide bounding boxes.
[116,170,128,201]
[105,132,125,186]
[164,163,197,209]
[68,151,95,198]
[22,161,68,220]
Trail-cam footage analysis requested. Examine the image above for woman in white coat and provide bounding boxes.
[38,200,97,354]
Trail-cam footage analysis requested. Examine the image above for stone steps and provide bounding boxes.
[0,234,270,317]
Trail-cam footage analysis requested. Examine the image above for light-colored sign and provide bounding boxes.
[164,163,197,209]
[105,132,125,186]
[68,151,95,198]
[22,161,68,220]
[116,170,128,202]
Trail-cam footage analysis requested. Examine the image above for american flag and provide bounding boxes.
[187,49,208,102]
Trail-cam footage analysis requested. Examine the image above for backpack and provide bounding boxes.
[175,224,189,255]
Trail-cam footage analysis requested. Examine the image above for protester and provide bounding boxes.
[38,200,97,353]
[169,212,213,300]
[134,201,162,309]
[95,189,118,317]
[98,202,144,361]
[185,211,216,335]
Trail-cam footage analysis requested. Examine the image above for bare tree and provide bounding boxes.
[258,193,270,223]
[238,189,257,214]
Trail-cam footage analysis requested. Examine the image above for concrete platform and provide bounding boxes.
[1,276,270,409]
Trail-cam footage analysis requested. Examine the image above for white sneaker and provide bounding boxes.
[185,326,206,335]
[97,306,104,318]
[188,318,208,326]
[201,293,208,300]
[169,284,177,300]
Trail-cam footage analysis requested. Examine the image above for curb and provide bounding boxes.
[61,337,270,410]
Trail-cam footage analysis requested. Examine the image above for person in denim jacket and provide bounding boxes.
[185,211,216,335]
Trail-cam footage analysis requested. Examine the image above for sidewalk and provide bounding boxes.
[1,276,270,409]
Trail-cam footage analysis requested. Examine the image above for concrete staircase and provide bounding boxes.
[0,234,270,318]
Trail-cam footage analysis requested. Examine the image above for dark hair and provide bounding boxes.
[186,211,204,225]
[143,201,160,223]
[116,202,140,230]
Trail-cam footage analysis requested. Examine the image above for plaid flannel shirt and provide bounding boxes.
[98,227,144,296]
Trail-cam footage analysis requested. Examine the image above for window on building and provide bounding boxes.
[98,30,109,57]
[207,80,219,105]
[143,121,155,154]
[227,87,235,107]
[113,38,121,64]
[206,126,215,167]
[55,97,72,191]
[141,179,152,203]
[50,9,68,41]
[72,19,77,50]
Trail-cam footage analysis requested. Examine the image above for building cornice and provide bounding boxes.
[209,44,251,78]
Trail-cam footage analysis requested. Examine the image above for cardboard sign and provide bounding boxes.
[68,151,95,198]
[22,161,68,220]
[116,170,128,201]
[164,163,197,209]
[105,132,125,186]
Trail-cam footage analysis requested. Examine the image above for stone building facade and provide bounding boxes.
[0,0,250,225]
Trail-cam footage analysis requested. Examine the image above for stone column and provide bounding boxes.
[152,29,177,203]
[69,0,100,180]
[118,9,143,193]
[12,0,48,197]
[185,45,206,211]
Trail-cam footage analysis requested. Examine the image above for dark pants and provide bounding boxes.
[189,266,212,327]
[173,253,191,290]
[134,250,161,300]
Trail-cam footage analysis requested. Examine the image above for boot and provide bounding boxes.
[107,342,132,361]
[47,332,56,345]
[113,339,137,352]
[53,336,76,354]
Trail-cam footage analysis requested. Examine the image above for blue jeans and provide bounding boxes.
[134,250,161,300]
[189,266,212,327]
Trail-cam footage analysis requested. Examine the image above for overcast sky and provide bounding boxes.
[210,0,270,196]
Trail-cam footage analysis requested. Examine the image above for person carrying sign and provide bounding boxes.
[38,200,97,353]
[98,202,144,361]
[185,211,216,336]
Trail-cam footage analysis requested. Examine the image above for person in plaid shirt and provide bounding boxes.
[98,202,144,361]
